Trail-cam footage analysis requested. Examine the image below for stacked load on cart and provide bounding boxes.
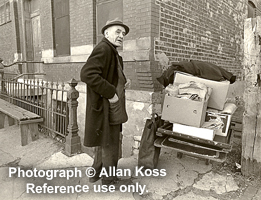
[161,72,237,141]
[155,61,238,163]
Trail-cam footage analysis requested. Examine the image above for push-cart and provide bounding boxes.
[154,121,235,165]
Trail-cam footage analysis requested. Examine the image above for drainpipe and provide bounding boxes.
[13,0,22,74]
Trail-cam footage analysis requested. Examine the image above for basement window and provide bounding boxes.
[0,1,11,25]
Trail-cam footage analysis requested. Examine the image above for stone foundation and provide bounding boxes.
[122,90,163,157]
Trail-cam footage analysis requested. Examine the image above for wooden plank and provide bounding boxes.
[29,123,39,142]
[8,116,15,126]
[253,74,261,165]
[20,118,43,125]
[242,17,261,177]
[0,104,37,120]
[20,124,29,146]
[0,99,42,146]
[0,112,5,128]
[254,113,261,160]
[0,99,41,120]
[242,114,257,159]
[20,123,40,146]
[0,103,40,118]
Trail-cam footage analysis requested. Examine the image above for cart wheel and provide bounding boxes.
[205,159,210,165]
[177,152,183,159]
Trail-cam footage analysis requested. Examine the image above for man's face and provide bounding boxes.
[104,25,126,47]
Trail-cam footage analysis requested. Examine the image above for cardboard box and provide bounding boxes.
[162,93,209,127]
[203,112,232,137]
[172,123,215,140]
[174,72,230,110]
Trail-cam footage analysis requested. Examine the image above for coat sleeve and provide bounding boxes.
[80,45,116,99]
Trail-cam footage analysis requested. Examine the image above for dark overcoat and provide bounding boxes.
[80,37,123,147]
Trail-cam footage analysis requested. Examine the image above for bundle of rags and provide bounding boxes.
[157,60,236,87]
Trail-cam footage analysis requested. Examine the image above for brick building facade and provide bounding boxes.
[0,0,260,157]
[1,0,260,88]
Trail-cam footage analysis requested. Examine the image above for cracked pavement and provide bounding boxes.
[0,125,261,200]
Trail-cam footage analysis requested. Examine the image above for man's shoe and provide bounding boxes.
[89,175,101,183]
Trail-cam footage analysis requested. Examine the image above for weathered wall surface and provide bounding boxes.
[242,16,261,177]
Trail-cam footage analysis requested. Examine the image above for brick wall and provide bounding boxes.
[154,0,248,80]
[43,63,82,82]
[0,0,19,73]
[122,0,162,91]
[124,61,154,91]
[124,0,153,39]
[123,0,256,91]
[70,0,95,46]
[0,0,21,73]
[0,18,16,64]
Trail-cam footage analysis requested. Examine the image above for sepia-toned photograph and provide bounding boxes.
[0,0,261,199]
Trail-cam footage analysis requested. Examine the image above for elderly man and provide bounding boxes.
[80,18,129,186]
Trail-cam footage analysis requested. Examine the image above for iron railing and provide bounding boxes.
[0,78,69,140]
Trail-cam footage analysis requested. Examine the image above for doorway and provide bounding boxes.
[23,0,42,77]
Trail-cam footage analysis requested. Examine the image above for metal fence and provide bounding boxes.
[0,78,69,140]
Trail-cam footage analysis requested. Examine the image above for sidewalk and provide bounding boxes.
[0,124,260,200]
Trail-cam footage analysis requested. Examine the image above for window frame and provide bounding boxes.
[96,0,123,44]
[52,0,71,57]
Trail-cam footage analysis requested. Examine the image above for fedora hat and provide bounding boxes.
[101,18,129,35]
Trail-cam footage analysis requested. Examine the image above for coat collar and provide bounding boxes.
[102,37,119,55]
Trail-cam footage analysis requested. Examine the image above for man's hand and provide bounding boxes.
[108,93,119,103]
[125,79,131,89]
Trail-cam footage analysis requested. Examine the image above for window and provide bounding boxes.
[96,0,123,44]
[52,0,70,56]
[248,1,256,18]
[30,0,40,13]
[0,1,11,25]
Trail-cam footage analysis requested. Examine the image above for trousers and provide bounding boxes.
[92,124,121,182]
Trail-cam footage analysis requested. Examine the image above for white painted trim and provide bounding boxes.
[41,38,152,63]
[71,45,94,55]
[42,49,54,58]
[42,54,90,63]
